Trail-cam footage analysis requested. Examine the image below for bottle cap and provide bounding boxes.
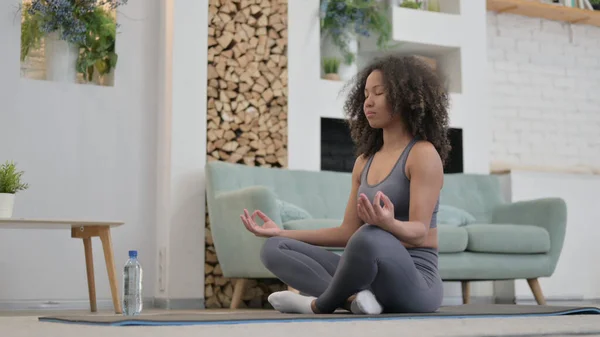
[129,250,138,258]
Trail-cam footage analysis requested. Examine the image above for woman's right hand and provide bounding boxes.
[240,209,282,237]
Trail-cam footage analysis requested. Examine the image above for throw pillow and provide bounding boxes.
[437,204,476,226]
[276,199,312,223]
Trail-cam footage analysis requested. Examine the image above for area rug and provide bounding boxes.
[38,304,600,326]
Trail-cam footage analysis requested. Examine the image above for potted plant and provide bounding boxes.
[590,0,600,10]
[319,0,392,80]
[322,57,341,81]
[19,0,127,85]
[0,161,29,218]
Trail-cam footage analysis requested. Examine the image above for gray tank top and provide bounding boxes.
[357,138,439,229]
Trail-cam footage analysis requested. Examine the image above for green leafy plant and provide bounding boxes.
[323,57,341,74]
[0,161,29,194]
[399,0,423,9]
[18,0,126,84]
[76,7,119,82]
[320,0,392,65]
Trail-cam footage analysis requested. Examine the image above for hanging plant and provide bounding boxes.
[319,0,392,65]
[18,0,128,83]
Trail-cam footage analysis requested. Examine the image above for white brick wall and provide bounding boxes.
[487,12,600,171]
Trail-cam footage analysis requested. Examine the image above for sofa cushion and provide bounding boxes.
[282,219,340,231]
[465,224,551,254]
[276,199,312,223]
[438,225,469,253]
[438,204,476,226]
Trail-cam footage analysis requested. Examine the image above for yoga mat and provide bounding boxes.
[39,304,600,326]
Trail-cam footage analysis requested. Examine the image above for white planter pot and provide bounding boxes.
[0,193,15,218]
[45,31,79,83]
[321,33,358,81]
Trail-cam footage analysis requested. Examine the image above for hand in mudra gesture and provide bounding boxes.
[357,191,395,229]
[240,209,282,237]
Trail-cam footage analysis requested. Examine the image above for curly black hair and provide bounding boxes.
[342,54,451,165]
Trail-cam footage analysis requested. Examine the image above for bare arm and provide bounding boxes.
[277,156,367,247]
[381,141,443,246]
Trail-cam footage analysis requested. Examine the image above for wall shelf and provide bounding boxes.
[487,0,600,27]
[359,6,462,55]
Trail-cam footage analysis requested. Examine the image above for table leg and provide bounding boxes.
[83,238,97,312]
[99,228,122,314]
[72,226,123,314]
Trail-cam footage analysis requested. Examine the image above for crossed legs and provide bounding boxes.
[260,224,444,314]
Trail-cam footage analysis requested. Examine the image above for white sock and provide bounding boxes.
[350,290,383,315]
[267,291,316,314]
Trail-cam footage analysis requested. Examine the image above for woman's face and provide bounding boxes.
[363,70,395,128]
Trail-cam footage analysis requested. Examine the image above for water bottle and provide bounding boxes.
[122,250,143,316]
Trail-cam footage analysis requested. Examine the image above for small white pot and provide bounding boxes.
[45,31,79,83]
[0,193,15,218]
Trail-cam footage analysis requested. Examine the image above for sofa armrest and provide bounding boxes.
[215,185,283,225]
[491,197,567,273]
[208,186,282,278]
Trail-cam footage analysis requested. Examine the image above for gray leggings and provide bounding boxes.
[260,224,444,314]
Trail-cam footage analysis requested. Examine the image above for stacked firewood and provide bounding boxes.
[204,0,289,309]
[206,0,288,168]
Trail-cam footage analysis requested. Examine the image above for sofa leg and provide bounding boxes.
[230,278,248,309]
[526,278,546,305]
[461,281,470,304]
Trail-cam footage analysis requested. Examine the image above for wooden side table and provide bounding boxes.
[0,218,124,314]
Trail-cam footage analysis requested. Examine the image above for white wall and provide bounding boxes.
[488,12,600,172]
[287,0,322,172]
[154,0,208,308]
[0,0,160,309]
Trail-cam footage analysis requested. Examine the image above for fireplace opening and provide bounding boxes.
[445,128,463,174]
[320,117,464,174]
[321,118,356,173]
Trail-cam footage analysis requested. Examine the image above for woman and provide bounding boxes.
[240,55,451,315]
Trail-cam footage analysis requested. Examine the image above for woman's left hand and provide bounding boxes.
[357,191,395,229]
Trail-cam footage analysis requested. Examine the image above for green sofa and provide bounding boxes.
[205,161,567,308]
